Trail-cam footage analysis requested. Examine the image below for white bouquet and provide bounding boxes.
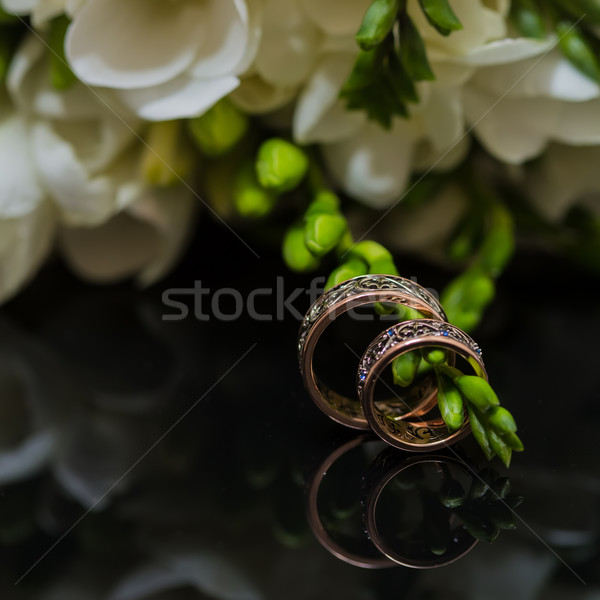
[0,0,599,312]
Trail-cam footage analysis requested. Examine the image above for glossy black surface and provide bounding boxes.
[1,219,599,599]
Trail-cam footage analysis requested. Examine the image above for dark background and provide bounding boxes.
[1,214,599,600]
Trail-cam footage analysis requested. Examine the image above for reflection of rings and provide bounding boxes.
[298,275,447,430]
[358,320,486,451]
[363,453,478,568]
[305,434,395,569]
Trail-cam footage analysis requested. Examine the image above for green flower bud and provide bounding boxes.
[455,375,499,413]
[556,21,600,83]
[325,257,368,289]
[304,213,347,257]
[395,305,424,321]
[488,428,512,468]
[436,373,464,432]
[439,478,466,508]
[368,258,399,275]
[398,12,435,81]
[283,224,319,272]
[466,273,496,311]
[478,206,515,277]
[141,120,193,186]
[356,0,401,50]
[424,348,446,366]
[418,0,463,35]
[447,213,483,262]
[502,432,524,452]
[305,191,340,216]
[487,406,517,435]
[48,15,77,90]
[256,138,309,193]
[233,162,276,218]
[448,309,483,333]
[510,0,546,39]
[350,240,396,268]
[392,351,421,387]
[467,405,493,461]
[187,99,248,157]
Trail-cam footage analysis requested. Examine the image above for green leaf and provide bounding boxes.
[356,0,401,50]
[418,0,463,35]
[398,12,435,81]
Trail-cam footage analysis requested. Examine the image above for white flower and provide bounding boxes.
[526,143,600,221]
[0,33,198,301]
[0,92,56,303]
[463,44,600,164]
[65,0,259,121]
[289,0,514,206]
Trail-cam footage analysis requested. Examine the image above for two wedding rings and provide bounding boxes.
[298,275,488,451]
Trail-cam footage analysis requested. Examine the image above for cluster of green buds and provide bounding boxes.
[441,200,515,332]
[511,0,600,83]
[386,311,523,467]
[284,189,349,272]
[342,0,462,127]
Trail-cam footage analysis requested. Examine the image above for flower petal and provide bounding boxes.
[299,0,371,36]
[128,185,197,286]
[323,120,417,207]
[59,185,195,285]
[188,0,250,78]
[464,88,548,163]
[0,113,44,218]
[469,50,600,101]
[115,74,240,121]
[254,0,321,87]
[66,0,206,89]
[230,75,298,114]
[30,120,124,226]
[293,53,365,144]
[452,37,555,66]
[527,144,600,221]
[0,200,56,304]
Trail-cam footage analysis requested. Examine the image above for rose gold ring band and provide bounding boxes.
[298,275,447,430]
[357,320,487,452]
